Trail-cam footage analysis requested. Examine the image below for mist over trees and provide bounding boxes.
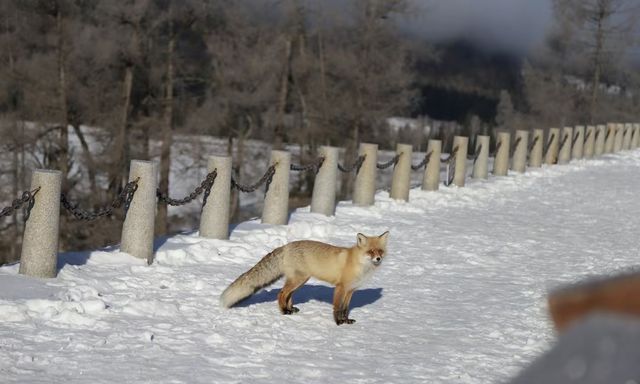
[0,0,639,261]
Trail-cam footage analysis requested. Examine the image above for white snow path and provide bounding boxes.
[1,151,640,383]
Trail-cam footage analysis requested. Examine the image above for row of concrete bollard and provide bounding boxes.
[17,123,640,278]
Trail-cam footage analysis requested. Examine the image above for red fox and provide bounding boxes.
[220,231,389,325]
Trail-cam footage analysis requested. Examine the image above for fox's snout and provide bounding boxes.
[372,256,382,266]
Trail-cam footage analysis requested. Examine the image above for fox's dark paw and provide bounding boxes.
[282,307,299,315]
[336,318,356,325]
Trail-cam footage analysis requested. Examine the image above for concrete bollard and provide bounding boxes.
[622,123,632,150]
[472,135,490,179]
[353,143,378,206]
[199,155,231,239]
[511,130,529,173]
[613,123,624,152]
[262,150,291,225]
[120,160,157,264]
[604,123,616,153]
[583,126,595,158]
[558,127,573,165]
[422,140,441,191]
[452,136,468,187]
[595,125,606,156]
[545,128,560,165]
[493,131,511,176]
[390,144,412,201]
[311,146,339,216]
[529,129,544,168]
[572,126,585,159]
[19,170,61,278]
[633,124,640,149]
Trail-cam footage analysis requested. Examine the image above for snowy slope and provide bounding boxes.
[1,150,640,383]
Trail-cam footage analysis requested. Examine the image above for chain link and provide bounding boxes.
[510,136,522,158]
[411,151,432,170]
[490,140,502,158]
[584,129,592,143]
[572,131,581,146]
[157,170,218,206]
[0,187,40,220]
[444,155,457,186]
[231,165,276,193]
[376,154,401,169]
[61,179,139,221]
[338,155,366,173]
[290,157,325,173]
[527,136,540,153]
[441,146,459,164]
[558,133,569,153]
[472,144,483,163]
[543,133,556,159]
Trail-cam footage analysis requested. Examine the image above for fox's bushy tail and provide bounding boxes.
[220,248,284,308]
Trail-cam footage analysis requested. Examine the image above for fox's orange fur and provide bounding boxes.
[220,231,389,325]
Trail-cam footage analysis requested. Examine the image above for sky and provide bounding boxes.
[401,0,554,55]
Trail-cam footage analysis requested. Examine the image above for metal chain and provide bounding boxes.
[157,170,218,206]
[584,129,592,143]
[338,155,366,173]
[558,133,569,152]
[572,131,581,146]
[444,155,457,186]
[0,187,40,219]
[61,179,139,221]
[472,144,483,163]
[605,128,612,141]
[411,151,432,170]
[510,137,522,158]
[290,157,325,173]
[441,146,459,164]
[543,133,556,159]
[490,140,503,158]
[376,154,401,169]
[231,165,276,193]
[527,136,540,153]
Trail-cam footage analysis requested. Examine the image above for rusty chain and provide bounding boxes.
[584,129,592,143]
[231,165,276,193]
[572,131,581,146]
[472,144,483,163]
[0,187,40,221]
[157,170,218,206]
[558,133,569,153]
[490,140,502,158]
[441,146,459,164]
[510,136,522,158]
[543,133,556,159]
[376,154,401,169]
[338,155,366,173]
[527,136,540,153]
[290,157,325,173]
[61,179,139,221]
[411,151,432,170]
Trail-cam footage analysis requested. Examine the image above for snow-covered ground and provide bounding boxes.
[1,149,640,383]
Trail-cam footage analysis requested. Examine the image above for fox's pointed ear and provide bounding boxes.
[357,233,367,248]
[378,231,389,246]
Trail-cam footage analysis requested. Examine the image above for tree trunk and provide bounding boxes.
[110,65,134,196]
[274,37,292,149]
[56,8,69,193]
[71,124,98,203]
[157,19,175,236]
[589,9,605,124]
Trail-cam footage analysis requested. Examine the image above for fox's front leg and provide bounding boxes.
[333,285,356,325]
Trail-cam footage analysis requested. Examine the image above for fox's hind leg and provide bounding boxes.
[278,275,309,315]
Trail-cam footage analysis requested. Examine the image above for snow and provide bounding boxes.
[2,149,640,383]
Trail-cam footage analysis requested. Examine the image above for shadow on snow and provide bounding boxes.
[234,284,383,309]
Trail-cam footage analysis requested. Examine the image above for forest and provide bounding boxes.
[0,0,638,262]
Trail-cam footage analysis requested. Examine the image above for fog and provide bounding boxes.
[401,0,553,55]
